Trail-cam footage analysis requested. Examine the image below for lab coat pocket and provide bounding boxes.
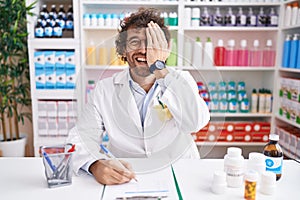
[153,104,173,122]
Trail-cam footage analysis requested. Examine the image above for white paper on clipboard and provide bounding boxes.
[101,166,178,200]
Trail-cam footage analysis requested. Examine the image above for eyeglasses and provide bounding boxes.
[126,38,147,51]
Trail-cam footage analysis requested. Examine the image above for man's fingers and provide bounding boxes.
[147,21,159,47]
[154,22,168,48]
[146,28,153,48]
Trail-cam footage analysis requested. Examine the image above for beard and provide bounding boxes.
[131,65,151,77]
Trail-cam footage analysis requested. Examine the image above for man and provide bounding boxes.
[67,7,210,185]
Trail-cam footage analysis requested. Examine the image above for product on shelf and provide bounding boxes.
[34,50,76,89]
[35,4,73,38]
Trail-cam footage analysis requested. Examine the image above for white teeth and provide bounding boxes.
[136,57,146,62]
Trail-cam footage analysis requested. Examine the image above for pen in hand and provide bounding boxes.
[100,144,138,182]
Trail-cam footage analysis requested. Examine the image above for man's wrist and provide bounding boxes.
[149,60,166,74]
[153,68,169,79]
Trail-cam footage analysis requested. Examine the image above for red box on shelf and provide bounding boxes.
[252,122,271,133]
[234,131,252,142]
[251,132,269,142]
[234,122,252,132]
[214,131,234,142]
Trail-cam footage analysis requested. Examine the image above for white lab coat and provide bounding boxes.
[67,68,210,173]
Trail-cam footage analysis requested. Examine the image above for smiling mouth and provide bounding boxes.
[135,57,147,64]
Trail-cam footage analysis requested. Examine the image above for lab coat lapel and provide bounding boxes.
[113,70,143,134]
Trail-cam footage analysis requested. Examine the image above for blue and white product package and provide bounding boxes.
[56,68,66,89]
[45,66,56,89]
[66,68,76,89]
[65,51,76,69]
[35,67,45,89]
[55,51,66,89]
[34,51,45,69]
[44,51,56,68]
[55,51,66,68]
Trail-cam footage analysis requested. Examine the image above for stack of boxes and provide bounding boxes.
[34,50,76,89]
[277,125,300,159]
[192,121,270,143]
[37,100,77,137]
[279,77,300,125]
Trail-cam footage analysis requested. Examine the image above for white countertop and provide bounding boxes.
[0,157,299,200]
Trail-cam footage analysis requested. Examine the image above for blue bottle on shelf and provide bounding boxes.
[282,34,291,68]
[296,37,300,69]
[289,34,299,68]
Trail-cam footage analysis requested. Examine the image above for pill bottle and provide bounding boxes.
[260,171,276,195]
[244,170,258,200]
[224,147,245,188]
[211,170,227,194]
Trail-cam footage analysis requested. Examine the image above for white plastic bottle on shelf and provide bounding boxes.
[258,88,266,113]
[83,14,90,26]
[203,37,214,68]
[191,7,200,27]
[251,89,258,113]
[184,40,192,66]
[265,89,273,113]
[192,37,203,68]
[291,2,299,26]
[284,4,292,27]
[184,7,191,28]
[224,147,245,188]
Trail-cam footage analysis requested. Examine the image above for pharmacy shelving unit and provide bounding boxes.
[274,0,300,159]
[181,1,281,158]
[78,0,282,158]
[27,0,286,158]
[26,0,81,156]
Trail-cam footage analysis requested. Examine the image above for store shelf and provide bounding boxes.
[211,113,272,118]
[29,38,80,49]
[281,24,300,31]
[84,65,128,70]
[182,66,275,71]
[279,68,300,73]
[196,141,266,146]
[83,26,179,31]
[276,114,300,129]
[82,0,178,6]
[183,27,279,32]
[184,2,280,7]
[35,90,78,100]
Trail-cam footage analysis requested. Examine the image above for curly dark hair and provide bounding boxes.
[115,7,171,62]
